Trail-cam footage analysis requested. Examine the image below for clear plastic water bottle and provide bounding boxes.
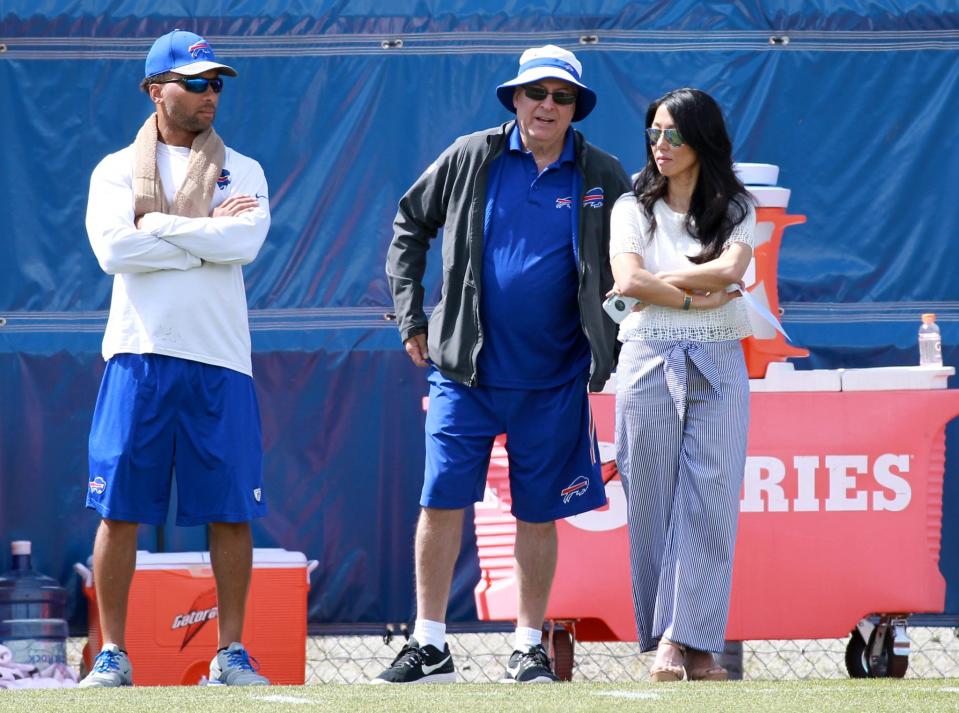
[918,313,943,367]
[0,541,69,668]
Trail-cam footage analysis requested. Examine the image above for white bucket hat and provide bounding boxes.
[496,44,597,122]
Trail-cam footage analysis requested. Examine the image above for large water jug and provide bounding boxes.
[0,541,69,668]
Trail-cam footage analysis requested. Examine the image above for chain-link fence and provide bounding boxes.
[302,627,959,683]
[66,626,959,683]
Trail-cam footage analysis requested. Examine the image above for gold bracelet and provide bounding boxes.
[682,292,692,311]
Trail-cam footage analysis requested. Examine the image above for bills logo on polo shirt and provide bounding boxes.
[561,475,590,504]
[89,476,106,495]
[555,196,572,209]
[582,187,605,208]
[216,169,231,190]
[188,40,214,60]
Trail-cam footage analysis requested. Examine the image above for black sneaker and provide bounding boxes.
[502,644,560,683]
[370,637,456,684]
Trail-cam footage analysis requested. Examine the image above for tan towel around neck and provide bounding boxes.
[133,113,225,219]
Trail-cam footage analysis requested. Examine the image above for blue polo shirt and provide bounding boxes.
[477,127,590,389]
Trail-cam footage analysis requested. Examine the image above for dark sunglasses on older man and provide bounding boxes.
[523,85,577,105]
[155,77,224,94]
[646,127,685,148]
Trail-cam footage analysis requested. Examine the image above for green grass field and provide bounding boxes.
[3,680,959,713]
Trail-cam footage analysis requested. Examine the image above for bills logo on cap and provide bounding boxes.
[216,169,231,190]
[582,187,604,208]
[561,475,589,504]
[89,476,106,495]
[188,40,213,60]
[555,196,572,209]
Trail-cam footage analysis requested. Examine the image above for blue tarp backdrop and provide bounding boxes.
[2,2,958,629]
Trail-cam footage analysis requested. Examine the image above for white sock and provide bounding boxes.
[412,618,446,650]
[514,626,542,652]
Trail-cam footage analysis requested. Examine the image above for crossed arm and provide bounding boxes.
[87,158,269,275]
[610,242,752,310]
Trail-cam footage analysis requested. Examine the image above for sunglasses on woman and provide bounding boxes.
[523,85,577,106]
[646,127,685,148]
[154,77,224,94]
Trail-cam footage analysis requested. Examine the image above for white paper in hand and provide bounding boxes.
[727,285,791,341]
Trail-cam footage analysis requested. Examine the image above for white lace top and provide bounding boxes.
[609,194,755,342]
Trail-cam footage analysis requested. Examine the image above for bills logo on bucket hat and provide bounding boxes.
[496,44,597,122]
[145,29,238,79]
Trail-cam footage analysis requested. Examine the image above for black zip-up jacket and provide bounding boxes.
[386,120,631,391]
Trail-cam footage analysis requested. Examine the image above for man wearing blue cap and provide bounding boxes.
[80,30,270,687]
[379,45,630,684]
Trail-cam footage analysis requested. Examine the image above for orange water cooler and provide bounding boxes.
[76,548,317,685]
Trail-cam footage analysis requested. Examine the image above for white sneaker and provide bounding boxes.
[78,644,133,688]
[209,642,270,686]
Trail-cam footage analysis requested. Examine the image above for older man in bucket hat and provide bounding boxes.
[80,30,270,687]
[379,45,630,684]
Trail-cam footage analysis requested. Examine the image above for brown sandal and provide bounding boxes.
[685,649,728,681]
[649,638,686,682]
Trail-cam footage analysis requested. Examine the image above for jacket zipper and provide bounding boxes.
[467,131,504,386]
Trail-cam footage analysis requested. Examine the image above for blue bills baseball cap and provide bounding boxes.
[145,30,237,79]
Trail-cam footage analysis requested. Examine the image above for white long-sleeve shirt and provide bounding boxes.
[86,141,270,376]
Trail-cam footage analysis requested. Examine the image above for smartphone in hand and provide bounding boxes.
[603,294,640,323]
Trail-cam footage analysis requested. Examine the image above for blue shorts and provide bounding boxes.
[87,353,266,526]
[423,369,606,523]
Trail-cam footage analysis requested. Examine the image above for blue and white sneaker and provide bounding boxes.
[209,642,270,686]
[78,643,133,688]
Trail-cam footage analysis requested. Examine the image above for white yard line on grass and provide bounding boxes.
[594,691,662,700]
[253,694,315,704]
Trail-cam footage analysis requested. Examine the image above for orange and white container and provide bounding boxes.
[76,548,317,686]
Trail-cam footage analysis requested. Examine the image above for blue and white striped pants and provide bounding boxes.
[615,338,749,653]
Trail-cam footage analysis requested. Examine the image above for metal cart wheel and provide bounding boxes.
[844,630,869,678]
[845,618,909,678]
[542,623,575,681]
[873,629,909,679]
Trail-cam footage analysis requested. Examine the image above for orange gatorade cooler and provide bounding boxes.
[76,548,317,685]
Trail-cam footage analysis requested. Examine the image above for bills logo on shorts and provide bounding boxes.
[582,187,604,208]
[555,196,572,209]
[216,169,231,190]
[560,475,589,504]
[187,40,213,60]
[89,475,106,495]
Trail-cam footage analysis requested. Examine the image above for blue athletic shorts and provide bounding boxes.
[86,353,266,526]
[422,368,607,523]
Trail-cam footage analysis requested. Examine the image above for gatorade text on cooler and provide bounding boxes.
[919,313,943,367]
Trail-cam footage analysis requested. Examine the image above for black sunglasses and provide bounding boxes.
[523,85,577,106]
[154,77,224,94]
[646,127,685,148]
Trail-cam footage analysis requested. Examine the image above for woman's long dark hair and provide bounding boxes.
[633,88,751,264]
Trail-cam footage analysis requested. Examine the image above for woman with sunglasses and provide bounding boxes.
[608,87,755,682]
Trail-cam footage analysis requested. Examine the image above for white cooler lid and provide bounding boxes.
[735,163,779,186]
[841,365,954,391]
[747,185,791,208]
[127,548,309,569]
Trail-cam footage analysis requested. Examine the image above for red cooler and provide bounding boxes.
[77,548,317,686]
